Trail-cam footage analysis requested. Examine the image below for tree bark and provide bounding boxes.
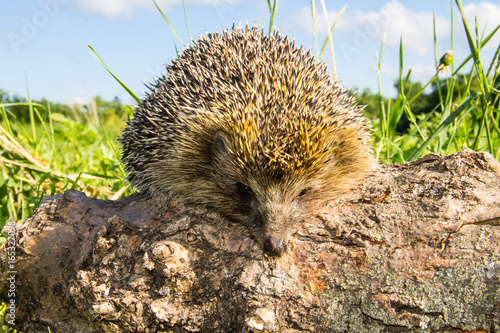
[1,149,500,332]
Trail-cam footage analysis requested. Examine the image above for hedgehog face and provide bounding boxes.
[209,131,326,257]
[234,180,306,257]
[212,177,310,257]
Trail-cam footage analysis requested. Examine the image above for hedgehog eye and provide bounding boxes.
[297,187,309,198]
[237,182,253,196]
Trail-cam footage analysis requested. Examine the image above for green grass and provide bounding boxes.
[0,93,132,231]
[369,0,500,164]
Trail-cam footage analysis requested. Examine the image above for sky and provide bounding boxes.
[1,0,499,106]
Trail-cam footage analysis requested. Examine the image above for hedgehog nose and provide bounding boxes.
[264,237,287,257]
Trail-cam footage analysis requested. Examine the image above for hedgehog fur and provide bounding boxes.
[120,26,376,256]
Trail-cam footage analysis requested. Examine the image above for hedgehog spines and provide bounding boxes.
[120,26,376,256]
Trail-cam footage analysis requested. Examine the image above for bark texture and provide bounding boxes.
[1,149,500,332]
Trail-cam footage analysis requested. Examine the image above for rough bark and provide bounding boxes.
[1,149,500,333]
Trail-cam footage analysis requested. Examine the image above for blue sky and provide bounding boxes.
[1,0,499,106]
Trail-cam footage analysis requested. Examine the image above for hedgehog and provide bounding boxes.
[120,26,376,257]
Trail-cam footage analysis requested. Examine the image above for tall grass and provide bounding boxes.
[372,0,499,163]
[0,93,130,233]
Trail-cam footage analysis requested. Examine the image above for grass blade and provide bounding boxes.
[319,4,347,59]
[452,24,500,75]
[318,0,336,80]
[182,0,191,43]
[25,74,36,144]
[409,92,480,161]
[153,0,185,45]
[311,0,318,57]
[88,45,140,104]
[455,0,480,64]
[267,0,277,34]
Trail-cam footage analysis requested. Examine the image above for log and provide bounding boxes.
[1,149,500,332]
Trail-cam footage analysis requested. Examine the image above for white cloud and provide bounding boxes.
[461,2,500,50]
[77,0,231,18]
[407,63,438,79]
[378,63,398,78]
[377,3,450,55]
[285,6,342,36]
[288,1,500,57]
[287,1,451,56]
[285,6,315,35]
[78,0,156,18]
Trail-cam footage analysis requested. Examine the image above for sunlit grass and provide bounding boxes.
[0,92,131,227]
[370,0,499,163]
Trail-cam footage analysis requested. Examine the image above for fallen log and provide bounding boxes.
[1,149,500,332]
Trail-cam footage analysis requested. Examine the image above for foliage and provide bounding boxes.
[367,0,500,163]
[0,92,131,229]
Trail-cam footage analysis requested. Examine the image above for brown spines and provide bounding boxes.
[120,26,376,256]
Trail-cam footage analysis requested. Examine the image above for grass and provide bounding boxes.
[0,0,499,328]
[371,0,500,163]
[0,93,132,231]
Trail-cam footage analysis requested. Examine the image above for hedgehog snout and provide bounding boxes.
[259,195,300,257]
[263,236,287,257]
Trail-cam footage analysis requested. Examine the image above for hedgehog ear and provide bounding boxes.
[211,132,231,162]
